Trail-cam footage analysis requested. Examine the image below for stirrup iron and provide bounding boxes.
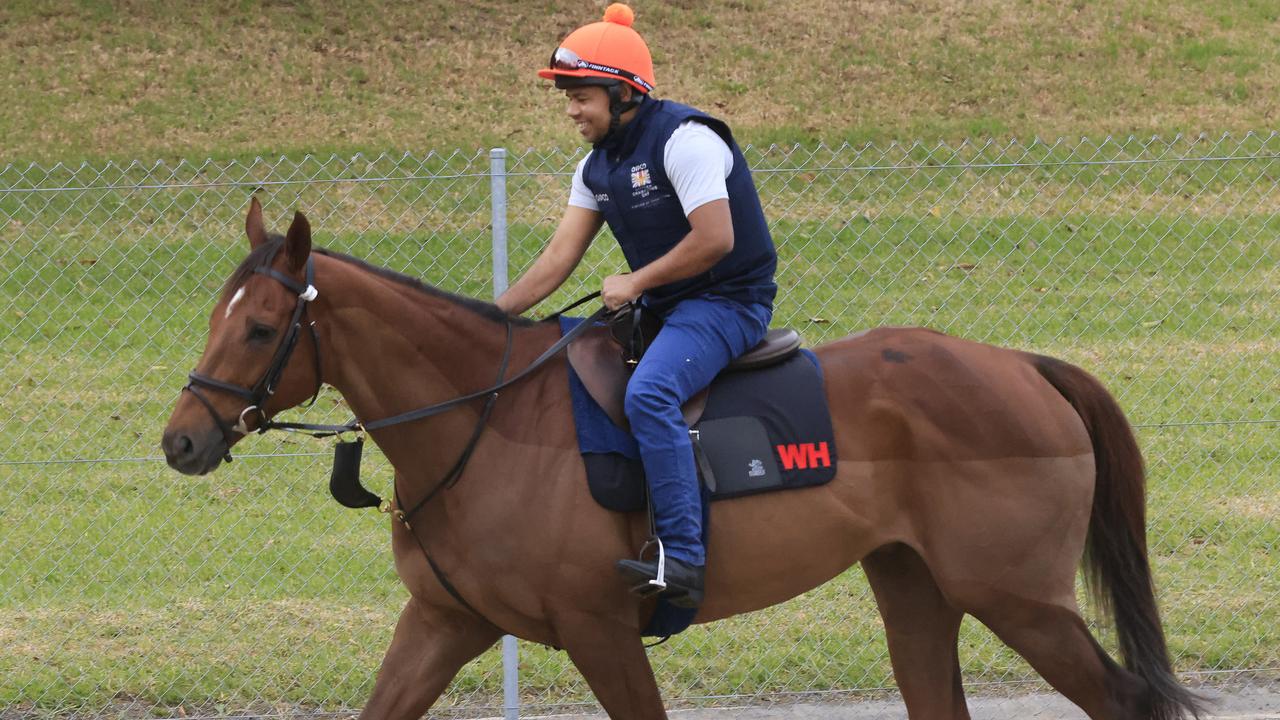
[629,536,668,598]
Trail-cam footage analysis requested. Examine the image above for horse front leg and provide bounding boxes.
[358,596,502,720]
[556,609,668,719]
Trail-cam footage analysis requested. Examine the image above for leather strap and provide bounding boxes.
[263,302,610,436]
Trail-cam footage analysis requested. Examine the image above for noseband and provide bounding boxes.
[184,248,322,463]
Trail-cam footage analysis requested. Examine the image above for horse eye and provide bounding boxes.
[248,324,276,343]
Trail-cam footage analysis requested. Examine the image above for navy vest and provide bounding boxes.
[582,99,777,314]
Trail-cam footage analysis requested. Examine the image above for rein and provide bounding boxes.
[262,291,608,439]
[184,248,605,453]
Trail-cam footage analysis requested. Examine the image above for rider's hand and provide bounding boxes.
[601,274,642,311]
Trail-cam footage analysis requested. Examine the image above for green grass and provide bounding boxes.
[1,144,1276,715]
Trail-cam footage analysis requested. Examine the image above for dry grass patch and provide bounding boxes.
[2,0,1279,161]
[1218,493,1280,521]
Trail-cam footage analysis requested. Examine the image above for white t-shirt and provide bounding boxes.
[567,120,735,216]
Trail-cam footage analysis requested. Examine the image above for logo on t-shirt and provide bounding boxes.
[629,163,651,189]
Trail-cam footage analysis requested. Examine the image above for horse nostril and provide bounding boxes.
[162,431,195,462]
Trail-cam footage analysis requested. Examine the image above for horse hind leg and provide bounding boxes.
[970,597,1152,720]
[862,543,970,720]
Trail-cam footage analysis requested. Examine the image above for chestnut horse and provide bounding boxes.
[161,202,1202,720]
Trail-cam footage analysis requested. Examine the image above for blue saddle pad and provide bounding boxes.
[559,316,837,637]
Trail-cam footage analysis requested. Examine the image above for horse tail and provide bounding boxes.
[1031,354,1204,720]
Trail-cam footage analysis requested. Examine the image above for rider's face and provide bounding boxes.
[564,86,612,143]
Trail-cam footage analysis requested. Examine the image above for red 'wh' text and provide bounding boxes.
[775,442,831,470]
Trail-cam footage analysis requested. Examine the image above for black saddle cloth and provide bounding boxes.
[565,345,838,512]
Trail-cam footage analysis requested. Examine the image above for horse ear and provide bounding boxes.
[246,197,268,248]
[284,210,311,272]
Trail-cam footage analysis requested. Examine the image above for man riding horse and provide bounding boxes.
[496,3,778,609]
[162,8,1203,711]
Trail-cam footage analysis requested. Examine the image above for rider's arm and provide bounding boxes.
[602,123,736,308]
[622,199,733,292]
[496,204,603,316]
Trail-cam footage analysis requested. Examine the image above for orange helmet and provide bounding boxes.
[538,3,655,95]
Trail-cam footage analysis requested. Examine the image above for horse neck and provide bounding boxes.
[312,255,520,467]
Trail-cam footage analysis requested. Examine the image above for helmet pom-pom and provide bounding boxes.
[603,3,635,27]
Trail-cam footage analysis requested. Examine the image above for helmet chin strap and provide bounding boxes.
[599,85,644,148]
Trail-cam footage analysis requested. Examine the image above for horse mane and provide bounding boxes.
[314,248,534,326]
[220,239,535,326]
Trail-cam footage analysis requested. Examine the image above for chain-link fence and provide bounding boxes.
[2,133,1277,719]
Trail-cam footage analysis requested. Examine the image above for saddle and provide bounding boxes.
[566,318,803,431]
[562,315,831,639]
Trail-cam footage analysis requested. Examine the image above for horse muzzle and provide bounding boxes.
[161,425,230,476]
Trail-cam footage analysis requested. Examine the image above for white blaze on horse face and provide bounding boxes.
[225,287,247,319]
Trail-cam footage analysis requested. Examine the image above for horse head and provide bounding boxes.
[161,198,323,475]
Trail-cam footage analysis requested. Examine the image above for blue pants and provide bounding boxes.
[623,296,772,566]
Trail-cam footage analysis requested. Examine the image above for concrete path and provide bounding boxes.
[530,682,1280,719]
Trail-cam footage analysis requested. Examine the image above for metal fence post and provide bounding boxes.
[490,147,519,720]
[491,147,510,299]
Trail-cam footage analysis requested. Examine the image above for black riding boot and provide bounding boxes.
[616,557,705,609]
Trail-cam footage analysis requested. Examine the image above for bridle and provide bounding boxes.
[182,247,608,469]
[184,246,322,463]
